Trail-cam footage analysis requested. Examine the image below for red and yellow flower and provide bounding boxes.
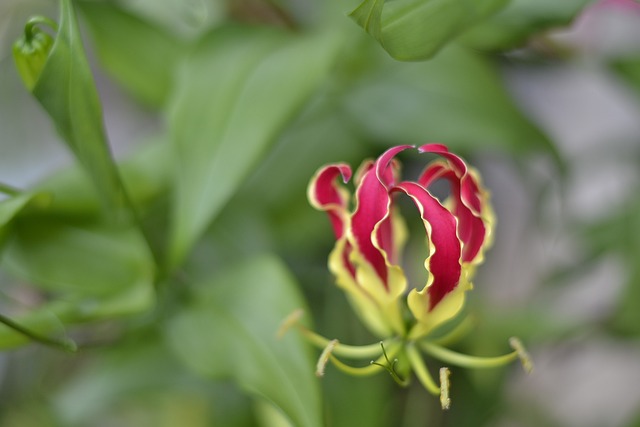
[308,144,494,339]
[282,144,530,409]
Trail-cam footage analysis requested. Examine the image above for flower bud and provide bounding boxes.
[12,17,57,91]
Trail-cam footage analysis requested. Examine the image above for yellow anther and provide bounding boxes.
[276,308,304,339]
[509,337,533,374]
[316,339,339,377]
[439,367,451,410]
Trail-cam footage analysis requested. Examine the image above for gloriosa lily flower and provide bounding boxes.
[308,143,494,340]
[281,144,531,409]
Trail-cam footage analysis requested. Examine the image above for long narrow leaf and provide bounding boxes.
[29,0,126,212]
[168,26,339,267]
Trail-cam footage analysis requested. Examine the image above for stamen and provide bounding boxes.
[419,341,518,369]
[277,309,304,339]
[439,367,451,410]
[330,355,385,376]
[316,339,339,377]
[370,342,410,386]
[509,337,534,374]
[406,344,440,395]
[323,342,402,377]
[288,316,396,359]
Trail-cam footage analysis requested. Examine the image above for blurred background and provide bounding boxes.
[1,0,640,426]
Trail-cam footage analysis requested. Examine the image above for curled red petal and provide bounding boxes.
[308,164,352,239]
[418,144,487,263]
[393,181,462,311]
[308,164,356,278]
[351,145,412,286]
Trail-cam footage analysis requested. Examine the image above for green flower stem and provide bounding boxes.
[406,343,440,395]
[419,341,518,368]
[298,324,397,359]
[0,312,76,352]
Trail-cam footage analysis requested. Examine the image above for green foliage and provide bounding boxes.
[462,0,594,51]
[28,0,129,214]
[349,0,510,60]
[343,44,557,157]
[76,1,186,108]
[168,25,340,267]
[613,56,640,97]
[167,256,322,427]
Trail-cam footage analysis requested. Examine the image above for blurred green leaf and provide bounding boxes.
[0,192,53,255]
[28,0,127,213]
[0,218,155,349]
[168,26,339,268]
[0,300,76,350]
[349,0,509,61]
[583,195,640,336]
[343,45,558,158]
[167,255,322,427]
[3,219,154,299]
[54,341,212,427]
[23,138,171,219]
[613,56,640,98]
[462,0,592,51]
[77,1,186,109]
[0,193,39,229]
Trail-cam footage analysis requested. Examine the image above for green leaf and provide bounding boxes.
[54,340,207,425]
[343,45,559,158]
[349,0,510,61]
[0,193,41,228]
[0,300,77,350]
[0,192,51,254]
[582,195,640,336]
[3,219,154,299]
[613,56,640,99]
[167,256,322,427]
[29,0,127,213]
[77,1,186,109]
[0,218,155,349]
[168,26,339,268]
[462,0,592,51]
[24,138,171,219]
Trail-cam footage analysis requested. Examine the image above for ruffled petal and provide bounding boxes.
[418,144,493,264]
[350,145,412,287]
[308,164,352,238]
[392,181,462,311]
[308,164,356,277]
